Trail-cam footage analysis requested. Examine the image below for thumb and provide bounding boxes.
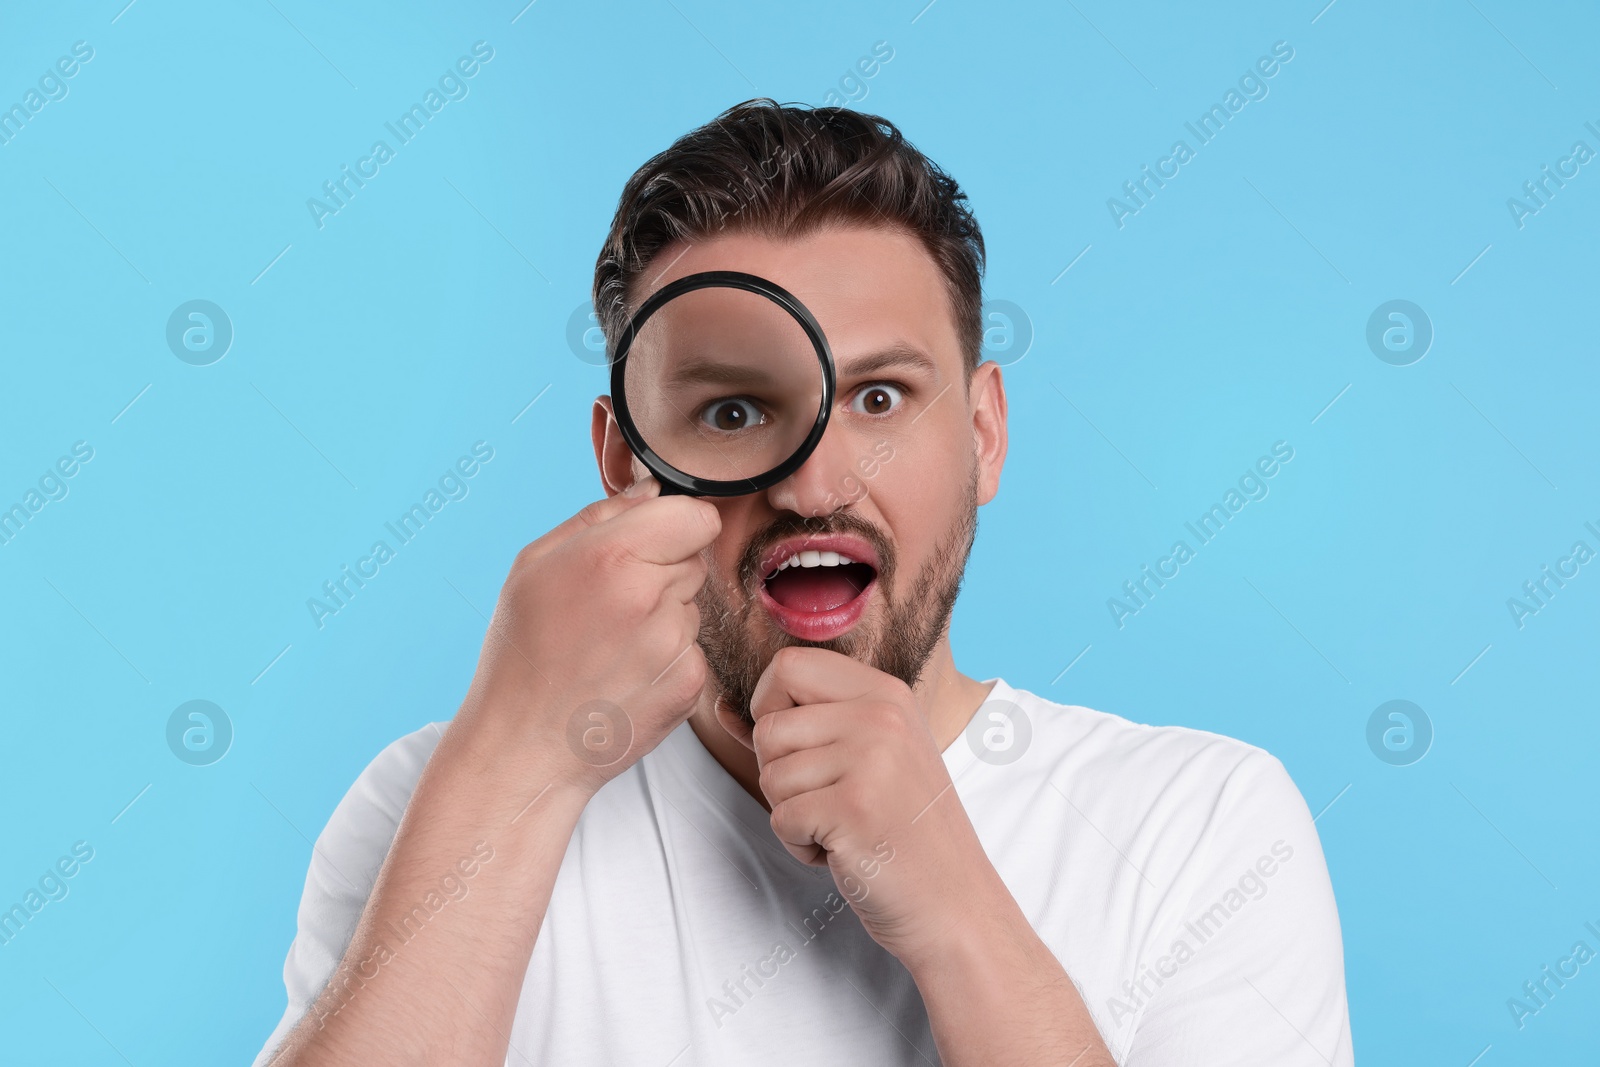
[517,475,661,567]
[714,692,756,753]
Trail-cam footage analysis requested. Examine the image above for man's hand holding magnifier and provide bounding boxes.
[454,473,718,796]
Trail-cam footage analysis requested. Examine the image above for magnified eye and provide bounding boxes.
[700,397,766,432]
[850,383,903,416]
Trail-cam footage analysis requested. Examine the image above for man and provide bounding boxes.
[254,100,1353,1066]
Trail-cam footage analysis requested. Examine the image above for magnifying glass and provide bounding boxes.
[609,270,836,497]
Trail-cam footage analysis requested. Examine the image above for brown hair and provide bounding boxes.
[593,98,986,374]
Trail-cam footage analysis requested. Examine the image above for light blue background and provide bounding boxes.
[1,1,1596,1063]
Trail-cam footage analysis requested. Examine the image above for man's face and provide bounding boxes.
[595,226,1007,722]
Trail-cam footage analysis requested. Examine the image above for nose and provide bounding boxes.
[763,420,868,520]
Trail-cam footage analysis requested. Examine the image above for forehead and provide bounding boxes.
[636,225,963,378]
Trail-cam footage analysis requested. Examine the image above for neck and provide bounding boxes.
[686,636,994,814]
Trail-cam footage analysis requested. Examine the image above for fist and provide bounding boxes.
[462,477,721,792]
[720,647,988,960]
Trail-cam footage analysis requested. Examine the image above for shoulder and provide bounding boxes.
[970,683,1350,1062]
[988,678,1295,804]
[973,680,1314,884]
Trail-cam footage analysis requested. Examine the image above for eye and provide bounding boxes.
[699,397,765,432]
[849,383,903,416]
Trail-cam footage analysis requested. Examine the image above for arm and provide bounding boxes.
[895,834,1117,1067]
[260,479,721,1067]
[262,710,595,1066]
[897,751,1350,1067]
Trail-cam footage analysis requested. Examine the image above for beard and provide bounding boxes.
[696,468,980,727]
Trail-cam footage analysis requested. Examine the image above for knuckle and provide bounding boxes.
[575,498,611,529]
[643,618,681,662]
[688,498,722,537]
[875,673,914,705]
[876,699,906,729]
[751,712,777,749]
[771,645,806,674]
[657,650,705,706]
[630,576,667,616]
[677,647,708,691]
[498,568,541,619]
[511,540,541,571]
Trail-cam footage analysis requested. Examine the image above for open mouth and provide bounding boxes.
[757,536,880,642]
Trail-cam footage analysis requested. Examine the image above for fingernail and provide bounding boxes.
[623,476,656,498]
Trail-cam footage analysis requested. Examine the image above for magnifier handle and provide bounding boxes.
[656,480,689,497]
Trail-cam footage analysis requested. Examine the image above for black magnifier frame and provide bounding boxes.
[608,270,836,497]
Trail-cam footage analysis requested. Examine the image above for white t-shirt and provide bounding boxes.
[253,679,1353,1066]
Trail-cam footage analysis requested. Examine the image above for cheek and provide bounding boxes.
[875,414,975,575]
[873,462,946,576]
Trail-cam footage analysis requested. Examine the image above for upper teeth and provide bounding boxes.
[771,549,855,575]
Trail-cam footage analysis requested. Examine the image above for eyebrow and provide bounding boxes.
[660,359,782,389]
[837,343,939,380]
[654,342,941,389]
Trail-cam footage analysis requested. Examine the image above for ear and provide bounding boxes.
[968,361,1008,505]
[591,395,639,496]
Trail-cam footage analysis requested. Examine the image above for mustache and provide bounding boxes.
[735,510,897,591]
[701,471,980,727]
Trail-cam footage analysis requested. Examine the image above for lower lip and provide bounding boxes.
[757,575,877,642]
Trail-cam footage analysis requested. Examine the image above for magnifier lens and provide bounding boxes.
[622,283,825,486]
